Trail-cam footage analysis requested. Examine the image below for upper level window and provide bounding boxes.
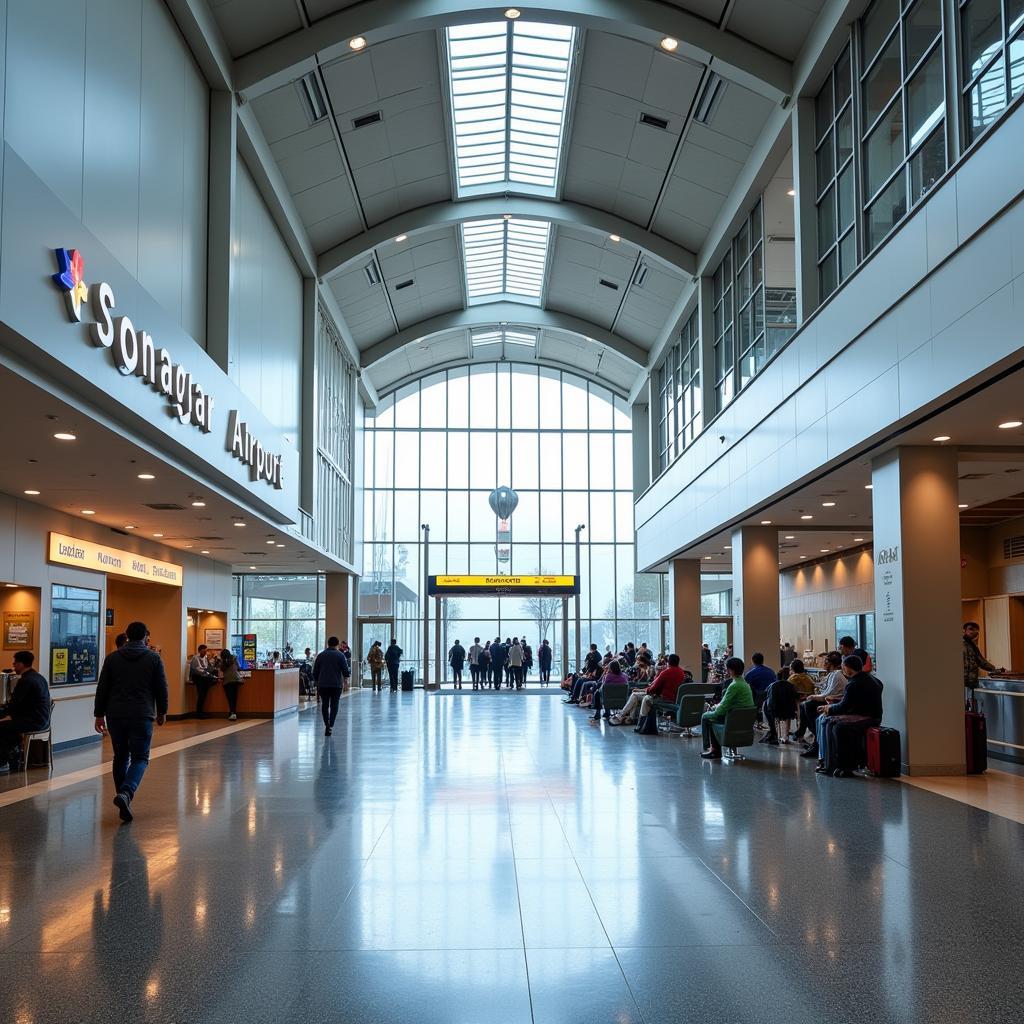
[860,0,947,254]
[447,21,576,196]
[961,0,1024,143]
[462,217,551,304]
[656,309,701,471]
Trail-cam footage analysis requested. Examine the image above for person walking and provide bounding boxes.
[0,651,51,773]
[448,639,466,689]
[313,636,349,735]
[538,639,553,684]
[188,644,218,718]
[701,643,712,684]
[93,621,168,822]
[219,649,243,720]
[468,638,484,690]
[385,638,403,692]
[367,640,385,692]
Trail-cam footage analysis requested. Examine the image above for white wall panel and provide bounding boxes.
[230,161,304,448]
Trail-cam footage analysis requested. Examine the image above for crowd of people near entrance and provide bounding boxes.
[446,637,554,689]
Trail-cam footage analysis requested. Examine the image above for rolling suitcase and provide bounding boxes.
[965,710,987,774]
[400,669,414,692]
[866,726,901,777]
[821,715,868,774]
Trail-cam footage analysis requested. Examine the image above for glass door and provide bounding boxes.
[356,618,394,688]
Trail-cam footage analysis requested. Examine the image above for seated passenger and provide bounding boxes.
[744,652,777,725]
[762,671,799,745]
[700,657,755,759]
[803,655,883,766]
[609,653,685,727]
[788,659,816,697]
[792,651,844,742]
[590,660,629,720]
[0,651,51,773]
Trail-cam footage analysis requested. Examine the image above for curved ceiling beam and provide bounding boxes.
[360,302,648,369]
[234,0,792,104]
[319,197,697,279]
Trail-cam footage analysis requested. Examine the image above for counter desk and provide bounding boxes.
[975,675,1024,764]
[198,667,300,718]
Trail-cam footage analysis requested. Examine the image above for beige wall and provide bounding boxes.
[780,548,874,655]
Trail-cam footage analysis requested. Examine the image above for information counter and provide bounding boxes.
[975,675,1024,764]
[197,667,299,718]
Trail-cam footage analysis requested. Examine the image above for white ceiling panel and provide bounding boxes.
[728,0,826,61]
[208,0,301,59]
[615,263,688,348]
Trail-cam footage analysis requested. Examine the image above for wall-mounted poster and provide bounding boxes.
[51,647,69,684]
[204,628,225,649]
[3,611,35,650]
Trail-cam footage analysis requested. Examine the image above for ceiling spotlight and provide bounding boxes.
[801,514,814,520]
[348,36,367,50]
[23,489,40,496]
[137,473,155,480]
[200,550,210,554]
[723,545,732,550]
[800,555,807,559]
[276,543,285,548]
[191,501,206,508]
[787,188,796,197]
[53,432,76,441]
[395,234,408,243]
[249,565,257,570]
[865,484,873,490]
[820,548,830,553]
[760,520,772,525]
[153,532,164,538]
[81,509,95,515]
[999,420,1023,429]
[266,539,275,545]
[854,538,864,542]
[959,503,969,509]
[933,435,951,442]
[4,584,17,589]
[124,524,136,530]
[609,234,621,243]
[784,535,795,540]
[822,501,836,507]
[704,555,712,560]
[234,521,246,527]
[502,213,513,220]
[660,36,679,52]
[504,7,522,18]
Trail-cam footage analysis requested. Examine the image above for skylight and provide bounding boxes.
[447,20,575,195]
[471,327,538,348]
[462,218,551,304]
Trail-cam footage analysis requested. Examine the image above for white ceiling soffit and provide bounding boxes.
[317,196,698,278]
[231,1,793,104]
[359,301,649,369]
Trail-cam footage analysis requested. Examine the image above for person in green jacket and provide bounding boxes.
[701,657,755,759]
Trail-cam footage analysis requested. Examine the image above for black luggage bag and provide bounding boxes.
[965,710,987,774]
[400,669,415,692]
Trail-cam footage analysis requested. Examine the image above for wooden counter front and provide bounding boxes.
[194,668,299,718]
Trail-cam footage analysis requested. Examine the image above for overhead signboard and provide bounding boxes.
[428,575,579,596]
[48,532,183,587]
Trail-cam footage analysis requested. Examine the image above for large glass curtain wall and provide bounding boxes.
[362,364,662,671]
[655,309,701,471]
[231,575,326,662]
[961,0,1024,141]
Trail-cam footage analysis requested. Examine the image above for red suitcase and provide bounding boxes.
[866,726,901,777]
[965,711,987,774]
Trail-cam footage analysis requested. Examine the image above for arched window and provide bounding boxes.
[360,363,661,672]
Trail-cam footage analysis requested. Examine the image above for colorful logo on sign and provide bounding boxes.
[53,248,89,322]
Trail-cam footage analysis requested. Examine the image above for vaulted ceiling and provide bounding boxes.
[207,0,827,394]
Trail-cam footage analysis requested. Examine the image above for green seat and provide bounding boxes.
[653,683,716,735]
[600,681,629,713]
[711,707,758,760]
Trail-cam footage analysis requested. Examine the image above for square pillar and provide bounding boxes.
[871,446,965,775]
[669,558,702,673]
[324,572,353,647]
[731,525,780,665]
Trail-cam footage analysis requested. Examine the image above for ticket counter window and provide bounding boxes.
[50,584,101,685]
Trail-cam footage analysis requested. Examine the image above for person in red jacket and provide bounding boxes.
[610,654,687,725]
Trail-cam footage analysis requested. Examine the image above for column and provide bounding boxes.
[632,403,651,495]
[324,573,352,647]
[668,558,702,671]
[730,525,780,665]
[205,90,236,372]
[871,446,964,775]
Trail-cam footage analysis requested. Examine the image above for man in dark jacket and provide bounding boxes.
[490,637,507,689]
[313,636,350,735]
[0,651,51,772]
[803,656,883,762]
[385,639,402,692]
[537,639,553,684]
[448,640,466,688]
[94,621,168,821]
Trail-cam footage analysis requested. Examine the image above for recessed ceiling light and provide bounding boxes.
[276,543,285,548]
[784,535,795,540]
[854,538,864,542]
[234,522,246,527]
[53,432,76,441]
[191,501,206,508]
[822,501,836,507]
[23,489,40,496]
[81,509,95,515]
[723,545,732,549]
[124,524,136,530]
[4,583,16,589]
[999,421,1023,429]
[704,555,712,560]
[800,555,807,559]
[933,435,951,442]
[201,550,210,554]
[660,36,679,52]
[266,540,275,545]
[348,36,367,50]
[801,514,814,520]
[865,484,873,490]
[502,213,512,220]
[787,188,796,197]
[249,565,257,570]
[137,473,155,480]
[153,532,163,538]
[395,234,408,243]
[609,234,621,242]
[504,7,521,18]
[820,548,830,553]
[760,520,772,525]
[959,503,969,509]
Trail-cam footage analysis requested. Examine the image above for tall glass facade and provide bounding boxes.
[361,364,661,670]
[231,575,326,661]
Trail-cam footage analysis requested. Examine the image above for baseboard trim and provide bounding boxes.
[53,734,102,753]
[902,762,966,776]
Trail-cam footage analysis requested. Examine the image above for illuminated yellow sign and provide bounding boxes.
[429,575,578,595]
[48,532,183,587]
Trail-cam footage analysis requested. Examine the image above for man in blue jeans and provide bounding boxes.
[94,620,168,822]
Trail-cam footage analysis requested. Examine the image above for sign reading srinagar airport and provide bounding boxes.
[428,575,579,596]
[48,532,183,587]
[52,248,284,490]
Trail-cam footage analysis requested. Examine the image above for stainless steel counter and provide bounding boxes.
[975,676,1024,764]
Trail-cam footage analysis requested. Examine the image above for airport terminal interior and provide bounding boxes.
[0,0,1023,1020]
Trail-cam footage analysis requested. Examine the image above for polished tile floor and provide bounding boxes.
[1,692,1022,1023]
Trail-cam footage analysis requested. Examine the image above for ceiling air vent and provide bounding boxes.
[144,503,186,511]
[632,264,648,288]
[959,473,991,480]
[196,536,225,541]
[639,112,670,131]
[297,73,328,125]
[394,278,415,291]
[1004,536,1024,560]
[599,278,620,291]
[694,74,724,125]
[352,111,382,130]
[364,263,381,287]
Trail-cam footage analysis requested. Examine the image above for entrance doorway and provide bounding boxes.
[356,618,394,687]
[702,618,732,657]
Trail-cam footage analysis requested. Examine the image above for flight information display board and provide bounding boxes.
[428,575,579,596]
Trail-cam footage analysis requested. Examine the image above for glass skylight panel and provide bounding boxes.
[461,218,550,304]
[470,327,537,348]
[447,21,575,195]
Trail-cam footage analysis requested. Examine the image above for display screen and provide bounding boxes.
[428,575,579,596]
